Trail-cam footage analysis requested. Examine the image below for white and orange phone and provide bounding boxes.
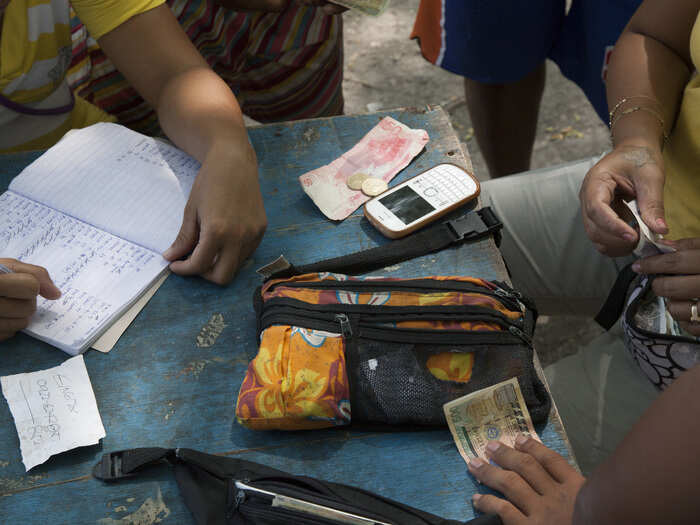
[363,163,480,239]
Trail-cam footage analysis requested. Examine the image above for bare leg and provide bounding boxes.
[464,62,546,178]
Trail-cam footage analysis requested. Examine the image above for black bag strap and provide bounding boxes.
[93,448,503,525]
[92,447,174,481]
[594,263,638,330]
[262,207,503,279]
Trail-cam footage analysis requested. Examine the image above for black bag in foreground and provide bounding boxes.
[93,447,503,525]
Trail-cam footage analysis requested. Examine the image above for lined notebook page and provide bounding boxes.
[9,123,200,254]
[0,192,167,354]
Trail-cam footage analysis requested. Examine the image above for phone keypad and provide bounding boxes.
[409,164,477,208]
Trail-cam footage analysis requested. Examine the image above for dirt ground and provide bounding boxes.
[342,1,606,367]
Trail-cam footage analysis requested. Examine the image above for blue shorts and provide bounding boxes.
[411,0,643,121]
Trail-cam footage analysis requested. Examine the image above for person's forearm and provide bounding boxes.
[572,364,700,524]
[606,2,696,149]
[155,66,255,167]
[607,33,689,149]
[95,5,255,169]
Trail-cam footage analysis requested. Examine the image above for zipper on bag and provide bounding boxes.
[267,277,526,313]
[260,302,532,347]
[335,313,353,338]
[259,310,532,348]
[232,478,395,525]
[261,300,520,331]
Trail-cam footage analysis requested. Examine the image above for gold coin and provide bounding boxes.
[361,177,389,197]
[346,172,369,190]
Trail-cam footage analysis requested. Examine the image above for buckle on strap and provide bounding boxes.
[93,451,132,481]
[446,207,503,246]
[92,448,173,481]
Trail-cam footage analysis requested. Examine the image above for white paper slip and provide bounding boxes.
[1,355,106,471]
[624,200,676,257]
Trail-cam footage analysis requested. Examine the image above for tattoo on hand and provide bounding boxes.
[622,147,656,168]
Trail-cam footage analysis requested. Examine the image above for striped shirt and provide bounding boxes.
[0,0,163,152]
[68,1,343,134]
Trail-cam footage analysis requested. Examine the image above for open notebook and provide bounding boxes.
[1,123,200,355]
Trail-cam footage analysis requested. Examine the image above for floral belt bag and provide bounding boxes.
[235,208,551,431]
[597,265,700,390]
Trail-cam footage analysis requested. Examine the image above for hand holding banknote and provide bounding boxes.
[580,144,667,257]
[468,436,585,525]
[444,378,583,523]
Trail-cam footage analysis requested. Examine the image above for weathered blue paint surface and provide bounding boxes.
[0,108,571,524]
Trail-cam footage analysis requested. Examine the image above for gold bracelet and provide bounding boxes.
[608,95,662,127]
[610,105,669,146]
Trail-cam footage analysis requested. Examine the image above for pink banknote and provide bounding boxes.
[299,117,429,220]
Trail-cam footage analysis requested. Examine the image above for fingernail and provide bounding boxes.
[623,232,636,242]
[472,494,482,505]
[632,261,641,273]
[162,248,174,260]
[486,441,501,453]
[656,218,668,231]
[469,457,485,469]
[515,434,529,447]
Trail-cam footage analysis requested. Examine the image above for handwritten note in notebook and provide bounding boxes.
[0,123,200,354]
[1,355,106,471]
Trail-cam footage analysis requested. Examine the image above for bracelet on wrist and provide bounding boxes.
[609,105,669,148]
[608,95,662,126]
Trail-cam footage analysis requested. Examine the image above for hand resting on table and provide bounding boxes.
[468,436,584,525]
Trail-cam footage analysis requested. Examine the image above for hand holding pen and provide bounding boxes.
[0,259,61,342]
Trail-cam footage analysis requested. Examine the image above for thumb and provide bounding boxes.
[163,207,199,261]
[2,259,61,299]
[635,169,667,235]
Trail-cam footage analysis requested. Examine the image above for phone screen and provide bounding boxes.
[379,185,435,225]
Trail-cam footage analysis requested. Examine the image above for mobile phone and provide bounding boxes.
[364,163,480,239]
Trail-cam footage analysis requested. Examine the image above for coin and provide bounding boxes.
[361,177,388,197]
[346,172,369,190]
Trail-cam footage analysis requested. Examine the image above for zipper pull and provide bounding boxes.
[335,313,353,338]
[494,286,525,312]
[235,489,246,509]
[227,480,246,518]
[494,286,522,300]
[509,325,533,346]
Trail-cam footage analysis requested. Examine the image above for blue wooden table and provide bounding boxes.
[0,108,572,524]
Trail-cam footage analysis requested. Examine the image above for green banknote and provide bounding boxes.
[443,377,540,464]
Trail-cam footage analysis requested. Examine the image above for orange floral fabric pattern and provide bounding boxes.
[237,325,350,430]
[238,273,522,430]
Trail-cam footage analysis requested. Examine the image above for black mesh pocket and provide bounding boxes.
[346,337,550,426]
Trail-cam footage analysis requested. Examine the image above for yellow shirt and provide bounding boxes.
[663,13,700,239]
[0,0,163,152]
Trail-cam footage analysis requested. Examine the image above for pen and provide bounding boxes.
[0,263,12,275]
